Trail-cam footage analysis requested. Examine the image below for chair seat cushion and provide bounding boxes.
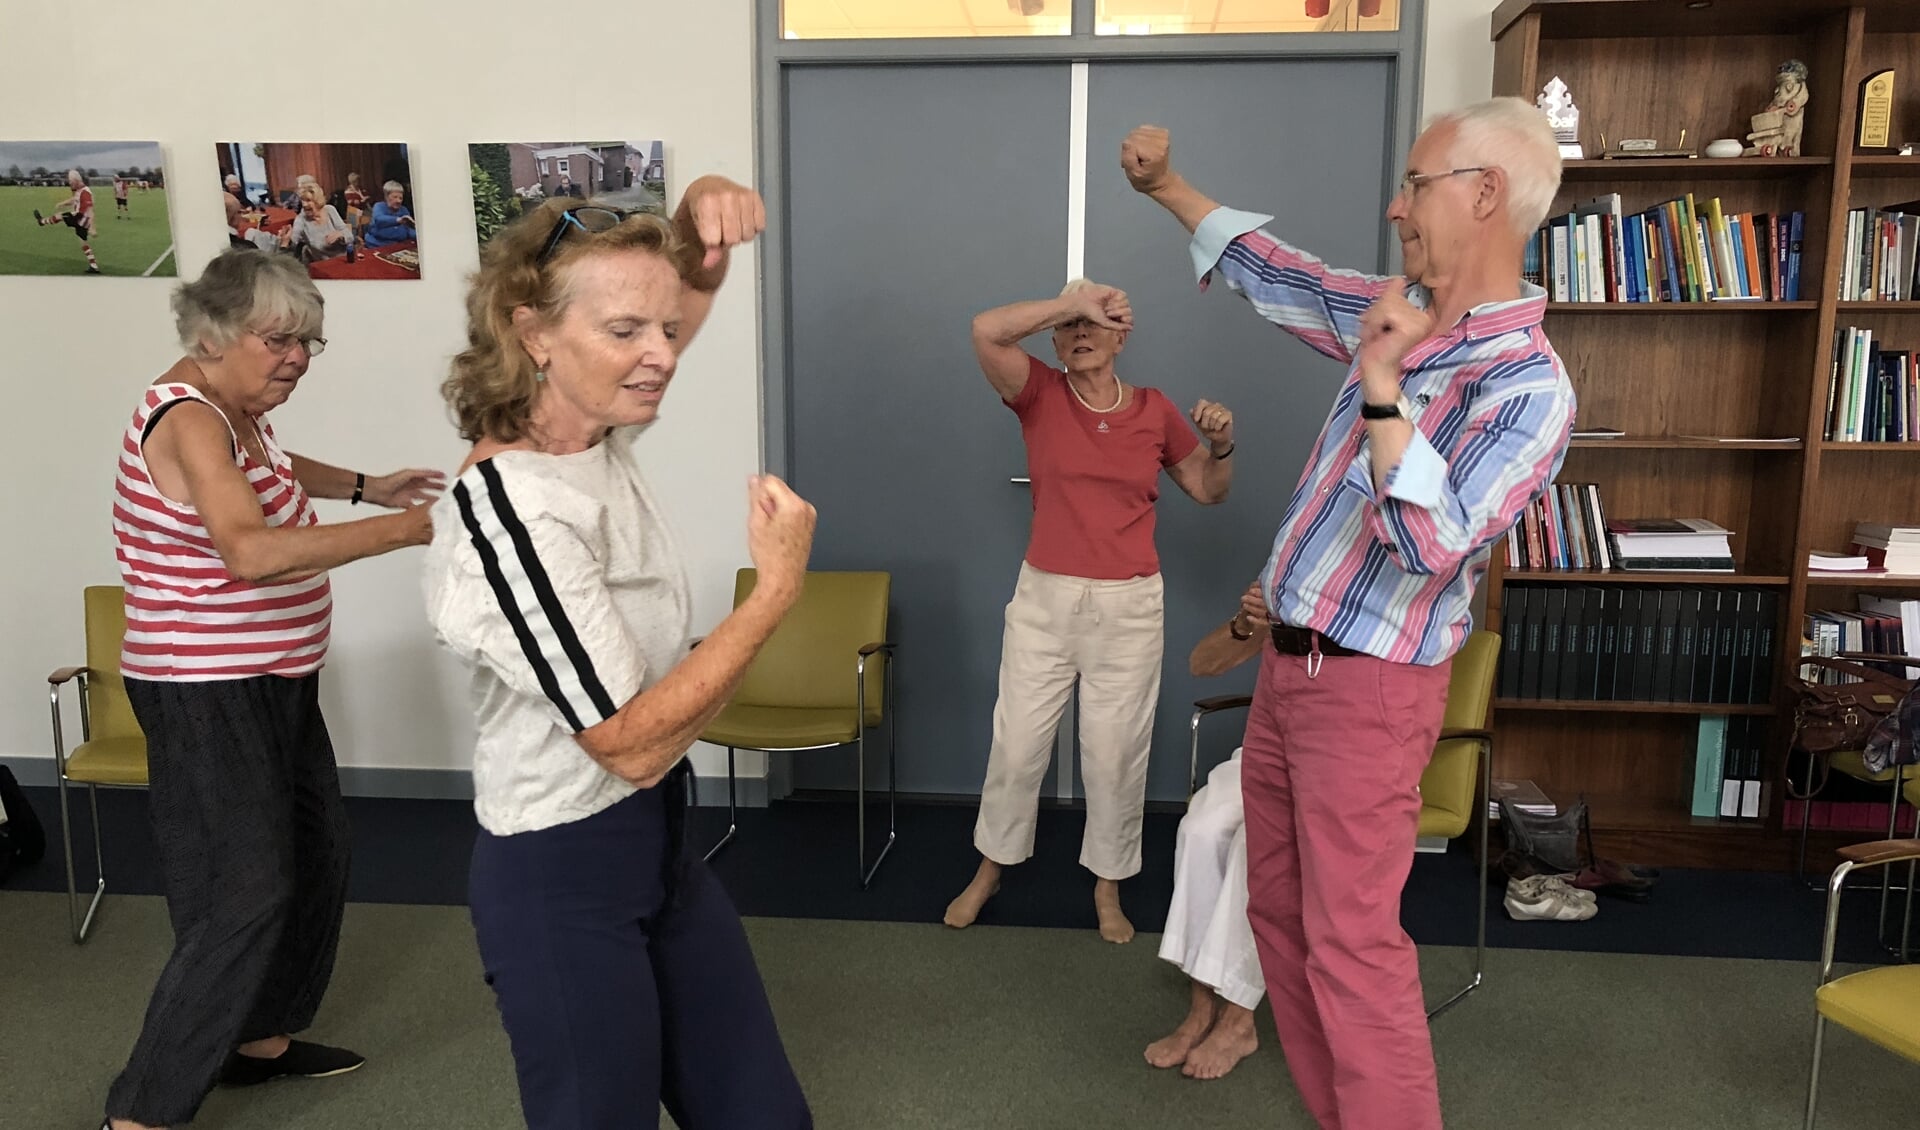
[703,704,861,750]
[1830,750,1920,785]
[1817,965,1920,1064]
[65,737,149,786]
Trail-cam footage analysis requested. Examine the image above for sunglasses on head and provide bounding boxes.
[537,205,637,265]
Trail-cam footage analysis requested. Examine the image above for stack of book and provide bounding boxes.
[1693,716,1766,821]
[1838,201,1920,301]
[1506,482,1611,570]
[1607,518,1736,573]
[1500,585,1778,704]
[1824,327,1916,442]
[1803,594,1918,680]
[1525,192,1805,304]
[1488,779,1557,822]
[1850,522,1920,574]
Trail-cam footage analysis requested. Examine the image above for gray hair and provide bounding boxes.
[1428,96,1563,239]
[382,180,404,194]
[172,249,324,358]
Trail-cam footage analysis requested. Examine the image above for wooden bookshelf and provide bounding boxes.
[1490,1,1920,871]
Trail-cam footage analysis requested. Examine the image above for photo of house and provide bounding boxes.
[469,140,668,245]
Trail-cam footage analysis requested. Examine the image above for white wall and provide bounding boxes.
[1,0,1501,788]
[0,0,762,784]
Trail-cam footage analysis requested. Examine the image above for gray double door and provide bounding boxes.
[783,58,1395,803]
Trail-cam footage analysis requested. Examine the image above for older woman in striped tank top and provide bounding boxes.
[101,249,444,1130]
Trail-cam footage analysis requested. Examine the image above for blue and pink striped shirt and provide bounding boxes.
[1190,207,1575,666]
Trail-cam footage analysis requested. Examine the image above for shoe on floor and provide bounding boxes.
[1505,875,1597,921]
[219,1040,365,1087]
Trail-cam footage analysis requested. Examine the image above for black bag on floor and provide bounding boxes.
[0,765,47,882]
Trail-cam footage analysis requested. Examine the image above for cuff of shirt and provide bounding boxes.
[1190,206,1276,288]
[1380,428,1447,509]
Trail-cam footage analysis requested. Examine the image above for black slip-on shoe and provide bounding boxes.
[219,1040,365,1087]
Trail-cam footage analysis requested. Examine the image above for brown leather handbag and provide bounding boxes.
[1787,654,1913,755]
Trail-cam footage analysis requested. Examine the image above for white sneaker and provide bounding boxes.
[1539,873,1598,905]
[1504,875,1598,921]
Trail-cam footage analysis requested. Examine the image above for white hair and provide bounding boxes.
[382,180,404,194]
[1428,96,1563,238]
[173,249,323,358]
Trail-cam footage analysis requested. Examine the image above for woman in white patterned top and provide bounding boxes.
[423,183,817,1130]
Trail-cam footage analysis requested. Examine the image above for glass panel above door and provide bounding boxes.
[782,0,1072,39]
[1094,0,1399,35]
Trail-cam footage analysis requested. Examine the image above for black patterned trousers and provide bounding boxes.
[107,673,351,1126]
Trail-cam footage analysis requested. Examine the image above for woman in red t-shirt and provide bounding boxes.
[945,278,1236,943]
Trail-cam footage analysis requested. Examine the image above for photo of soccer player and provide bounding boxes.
[0,140,174,277]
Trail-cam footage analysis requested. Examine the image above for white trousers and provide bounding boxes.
[974,562,1164,880]
[1158,749,1265,1010]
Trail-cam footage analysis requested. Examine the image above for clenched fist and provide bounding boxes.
[1121,125,1174,195]
[746,474,816,608]
[1356,278,1436,389]
[1191,399,1234,451]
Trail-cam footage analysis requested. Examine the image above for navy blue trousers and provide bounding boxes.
[469,772,812,1130]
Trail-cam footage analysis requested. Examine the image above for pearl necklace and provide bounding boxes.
[1066,371,1126,413]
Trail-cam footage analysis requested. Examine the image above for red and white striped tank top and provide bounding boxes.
[113,383,332,680]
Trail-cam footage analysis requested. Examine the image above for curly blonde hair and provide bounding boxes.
[443,197,686,442]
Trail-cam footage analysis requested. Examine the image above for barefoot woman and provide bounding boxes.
[945,279,1235,943]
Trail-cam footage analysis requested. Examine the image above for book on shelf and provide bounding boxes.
[1504,487,1739,572]
[1802,594,1919,680]
[1571,425,1626,439]
[1499,583,1777,706]
[1808,550,1876,572]
[1530,192,1803,304]
[1849,523,1920,573]
[1837,200,1920,302]
[1676,435,1800,444]
[1607,518,1736,572]
[1487,778,1557,821]
[1694,716,1767,822]
[1824,327,1917,442]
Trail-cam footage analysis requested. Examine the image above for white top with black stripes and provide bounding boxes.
[423,429,691,835]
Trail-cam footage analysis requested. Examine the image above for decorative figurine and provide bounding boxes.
[1538,76,1584,158]
[1745,59,1810,157]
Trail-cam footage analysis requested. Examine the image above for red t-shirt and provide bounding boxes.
[1007,354,1199,580]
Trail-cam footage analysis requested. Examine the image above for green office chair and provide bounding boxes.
[1187,629,1499,1019]
[46,586,150,943]
[700,569,897,887]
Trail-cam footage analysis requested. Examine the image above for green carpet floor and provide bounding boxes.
[3,891,1911,1129]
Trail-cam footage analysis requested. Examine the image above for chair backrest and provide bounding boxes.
[1440,629,1501,731]
[83,585,143,742]
[731,570,890,720]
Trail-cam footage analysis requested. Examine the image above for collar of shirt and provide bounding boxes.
[1402,280,1548,360]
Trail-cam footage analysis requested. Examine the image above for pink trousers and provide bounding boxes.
[1241,638,1451,1130]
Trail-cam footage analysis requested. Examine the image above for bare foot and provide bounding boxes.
[1145,981,1217,1069]
[944,857,1002,929]
[1182,1002,1259,1080]
[1094,877,1134,943]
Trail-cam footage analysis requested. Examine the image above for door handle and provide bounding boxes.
[1010,477,1031,485]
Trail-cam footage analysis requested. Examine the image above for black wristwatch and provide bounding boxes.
[1360,394,1413,421]
[1228,614,1253,641]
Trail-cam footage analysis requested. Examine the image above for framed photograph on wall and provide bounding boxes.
[468,141,667,246]
[0,141,174,277]
[216,141,421,279]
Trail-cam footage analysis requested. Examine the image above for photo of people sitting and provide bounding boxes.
[214,141,421,280]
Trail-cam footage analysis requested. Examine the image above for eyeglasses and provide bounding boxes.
[537,205,635,265]
[1397,167,1490,198]
[254,331,326,356]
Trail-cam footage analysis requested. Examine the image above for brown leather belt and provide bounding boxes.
[1269,623,1363,658]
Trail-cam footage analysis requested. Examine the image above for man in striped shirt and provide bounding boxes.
[1123,99,1573,1130]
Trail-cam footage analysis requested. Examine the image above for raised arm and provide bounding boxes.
[148,403,431,582]
[671,174,767,356]
[574,475,815,786]
[1121,124,1389,364]
[971,287,1131,402]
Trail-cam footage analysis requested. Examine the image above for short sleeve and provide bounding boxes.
[449,464,645,734]
[1007,355,1059,417]
[1159,393,1200,468]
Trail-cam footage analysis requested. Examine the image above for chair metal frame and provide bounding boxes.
[47,666,146,944]
[1188,697,1492,1021]
[1804,838,1920,1129]
[703,642,898,888]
